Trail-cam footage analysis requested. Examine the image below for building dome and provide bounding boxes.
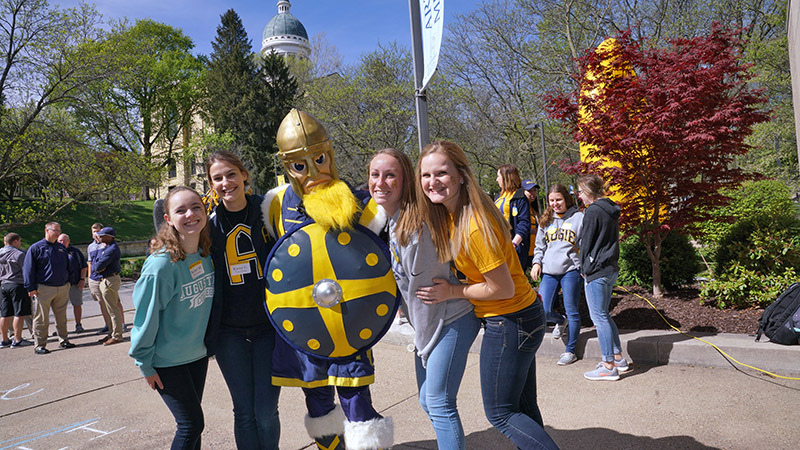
[261,1,310,58]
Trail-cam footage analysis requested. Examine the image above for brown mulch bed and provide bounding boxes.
[604,285,764,335]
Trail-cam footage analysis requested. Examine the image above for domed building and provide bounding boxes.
[261,0,310,58]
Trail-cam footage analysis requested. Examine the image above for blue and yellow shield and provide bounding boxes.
[264,221,398,360]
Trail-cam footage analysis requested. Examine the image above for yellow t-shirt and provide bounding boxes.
[453,216,536,318]
[528,209,538,257]
[494,191,514,223]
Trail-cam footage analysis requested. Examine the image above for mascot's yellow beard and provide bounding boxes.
[303,179,361,231]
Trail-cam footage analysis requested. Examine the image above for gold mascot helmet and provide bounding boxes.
[276,108,339,197]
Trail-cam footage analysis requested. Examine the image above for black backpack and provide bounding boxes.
[756,283,800,345]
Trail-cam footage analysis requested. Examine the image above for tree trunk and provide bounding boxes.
[642,231,665,298]
[650,232,664,298]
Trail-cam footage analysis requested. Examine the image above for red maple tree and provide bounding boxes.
[546,25,770,297]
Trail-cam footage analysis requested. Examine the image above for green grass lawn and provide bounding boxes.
[11,200,157,246]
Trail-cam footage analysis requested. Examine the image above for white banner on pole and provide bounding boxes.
[420,0,443,91]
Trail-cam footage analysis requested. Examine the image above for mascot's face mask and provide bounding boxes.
[276,109,339,197]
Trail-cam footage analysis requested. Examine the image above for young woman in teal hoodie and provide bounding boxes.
[129,187,214,450]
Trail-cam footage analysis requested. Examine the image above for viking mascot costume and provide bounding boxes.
[262,109,396,450]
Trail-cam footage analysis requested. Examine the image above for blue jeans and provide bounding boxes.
[215,326,281,449]
[479,302,560,450]
[156,357,208,450]
[414,312,480,450]
[538,270,582,353]
[585,273,622,362]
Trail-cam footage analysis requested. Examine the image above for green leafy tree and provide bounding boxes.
[0,0,113,193]
[301,42,415,185]
[257,51,298,190]
[74,19,203,199]
[204,9,284,193]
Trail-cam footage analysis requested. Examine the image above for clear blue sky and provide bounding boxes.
[56,1,478,65]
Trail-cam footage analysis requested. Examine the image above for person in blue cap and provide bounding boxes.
[92,226,124,345]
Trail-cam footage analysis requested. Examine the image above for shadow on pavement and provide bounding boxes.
[394,426,721,449]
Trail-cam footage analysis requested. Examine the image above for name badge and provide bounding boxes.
[189,260,205,279]
[230,263,251,277]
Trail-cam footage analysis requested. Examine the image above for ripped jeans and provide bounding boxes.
[479,301,560,450]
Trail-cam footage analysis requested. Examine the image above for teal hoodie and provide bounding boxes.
[129,251,214,377]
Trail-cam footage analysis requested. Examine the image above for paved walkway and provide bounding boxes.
[1,282,796,449]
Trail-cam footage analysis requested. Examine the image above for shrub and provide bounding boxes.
[120,257,146,279]
[700,264,797,309]
[618,232,701,290]
[700,208,800,309]
[714,214,800,275]
[695,179,795,247]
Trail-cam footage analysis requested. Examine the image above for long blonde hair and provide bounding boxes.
[152,187,213,262]
[369,148,420,247]
[417,141,511,263]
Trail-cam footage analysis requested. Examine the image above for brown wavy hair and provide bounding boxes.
[539,184,575,228]
[417,141,511,263]
[498,164,522,194]
[369,148,420,247]
[152,187,212,262]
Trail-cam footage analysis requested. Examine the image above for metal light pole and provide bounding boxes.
[525,122,548,194]
[409,0,430,150]
[540,121,548,194]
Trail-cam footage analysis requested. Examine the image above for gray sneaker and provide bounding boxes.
[557,352,577,366]
[614,358,631,373]
[584,362,620,381]
[552,321,566,340]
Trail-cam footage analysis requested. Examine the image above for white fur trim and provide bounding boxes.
[344,417,393,450]
[361,201,389,236]
[305,404,346,439]
[262,184,289,240]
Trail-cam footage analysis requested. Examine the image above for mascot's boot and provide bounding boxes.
[343,417,393,450]
[306,405,346,450]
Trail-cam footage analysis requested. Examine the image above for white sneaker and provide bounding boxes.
[557,352,577,366]
[552,321,566,340]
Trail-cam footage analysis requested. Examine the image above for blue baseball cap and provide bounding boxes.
[521,180,540,191]
[96,227,116,238]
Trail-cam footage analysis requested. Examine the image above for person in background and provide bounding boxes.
[205,150,281,449]
[414,141,559,450]
[530,184,583,366]
[130,186,214,449]
[88,222,111,334]
[92,227,124,345]
[494,164,531,270]
[23,222,75,354]
[57,234,87,333]
[0,233,32,348]
[577,174,630,381]
[370,148,479,450]
[521,180,541,270]
[522,179,541,216]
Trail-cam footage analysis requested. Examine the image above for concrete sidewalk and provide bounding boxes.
[49,281,800,377]
[2,282,795,449]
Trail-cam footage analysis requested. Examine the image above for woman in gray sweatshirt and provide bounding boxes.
[368,148,478,450]
[531,184,583,366]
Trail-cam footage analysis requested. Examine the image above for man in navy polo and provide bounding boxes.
[23,222,76,354]
[91,227,123,345]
